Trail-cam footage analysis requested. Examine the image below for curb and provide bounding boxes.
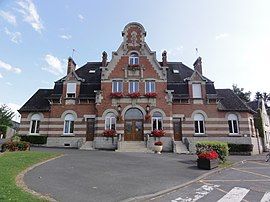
[16,154,65,202]
[122,159,247,202]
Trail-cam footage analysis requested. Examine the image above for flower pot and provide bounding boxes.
[154,145,163,154]
[197,158,219,170]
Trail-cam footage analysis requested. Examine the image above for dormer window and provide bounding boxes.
[67,83,76,98]
[173,69,179,74]
[192,83,202,98]
[89,69,95,73]
[129,52,139,65]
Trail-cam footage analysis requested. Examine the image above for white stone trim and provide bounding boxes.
[102,109,118,118]
[60,110,78,119]
[191,110,208,119]
[84,115,96,121]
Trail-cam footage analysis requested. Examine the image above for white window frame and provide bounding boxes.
[152,112,163,131]
[129,53,139,65]
[228,114,239,134]
[66,83,76,98]
[129,81,139,93]
[30,114,41,134]
[192,83,202,98]
[194,113,205,134]
[145,81,155,93]
[112,80,123,93]
[63,114,75,135]
[105,113,116,130]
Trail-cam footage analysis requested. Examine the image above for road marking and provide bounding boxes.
[217,187,249,202]
[203,179,270,182]
[231,167,270,179]
[261,192,270,202]
[171,184,219,202]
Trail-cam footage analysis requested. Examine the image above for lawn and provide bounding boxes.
[0,151,60,202]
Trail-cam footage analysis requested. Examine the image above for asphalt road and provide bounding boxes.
[24,148,209,202]
[150,158,270,202]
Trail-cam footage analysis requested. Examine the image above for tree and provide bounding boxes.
[0,104,14,127]
[254,91,270,102]
[232,84,251,102]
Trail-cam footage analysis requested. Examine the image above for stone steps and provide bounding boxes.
[173,141,189,154]
[117,141,150,152]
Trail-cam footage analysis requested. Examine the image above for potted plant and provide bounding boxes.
[151,129,165,139]
[110,92,124,98]
[145,92,157,98]
[127,92,141,98]
[197,150,219,170]
[103,129,117,143]
[153,141,163,154]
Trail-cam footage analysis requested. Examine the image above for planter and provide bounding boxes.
[197,158,219,170]
[154,145,163,154]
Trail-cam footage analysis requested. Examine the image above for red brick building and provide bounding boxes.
[19,22,260,153]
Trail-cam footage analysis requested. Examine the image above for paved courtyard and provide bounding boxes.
[25,148,208,202]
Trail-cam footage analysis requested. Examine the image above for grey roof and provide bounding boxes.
[247,100,260,112]
[216,89,253,112]
[19,89,53,112]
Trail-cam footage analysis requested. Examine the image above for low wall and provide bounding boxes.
[147,137,173,152]
[93,137,118,150]
[46,137,85,148]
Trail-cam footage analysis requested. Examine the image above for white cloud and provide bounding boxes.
[4,27,22,44]
[0,73,3,78]
[6,82,12,86]
[17,0,44,33]
[42,54,65,76]
[160,46,184,61]
[0,10,17,25]
[215,33,229,40]
[78,14,84,21]
[0,59,22,74]
[60,34,72,40]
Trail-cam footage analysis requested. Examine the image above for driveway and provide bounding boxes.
[24,148,208,202]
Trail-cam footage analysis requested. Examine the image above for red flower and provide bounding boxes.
[103,129,116,137]
[197,150,218,160]
[127,92,141,98]
[154,141,163,146]
[151,130,165,137]
[110,92,124,98]
[145,92,157,98]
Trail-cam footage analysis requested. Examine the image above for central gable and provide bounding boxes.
[101,22,167,81]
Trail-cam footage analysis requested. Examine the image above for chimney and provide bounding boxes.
[162,50,167,66]
[67,57,76,75]
[102,51,107,67]
[193,57,202,75]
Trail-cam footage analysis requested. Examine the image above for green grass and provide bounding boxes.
[0,151,60,202]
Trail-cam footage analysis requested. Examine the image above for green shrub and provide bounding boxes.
[12,135,21,142]
[0,125,8,138]
[1,141,30,152]
[196,141,229,162]
[228,143,253,153]
[20,135,47,145]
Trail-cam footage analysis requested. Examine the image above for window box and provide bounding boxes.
[145,92,157,98]
[127,92,140,98]
[110,92,124,98]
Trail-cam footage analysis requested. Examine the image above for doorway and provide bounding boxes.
[124,108,144,141]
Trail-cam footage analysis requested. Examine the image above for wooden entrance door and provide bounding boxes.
[86,118,95,141]
[173,118,182,141]
[125,120,143,141]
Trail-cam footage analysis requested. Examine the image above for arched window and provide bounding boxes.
[105,112,116,130]
[194,113,205,134]
[152,112,163,130]
[64,114,75,134]
[129,52,139,65]
[30,114,41,134]
[228,114,239,134]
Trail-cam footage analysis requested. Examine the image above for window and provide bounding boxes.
[228,114,239,134]
[67,83,76,98]
[105,113,116,130]
[64,114,75,134]
[129,81,139,93]
[173,69,179,74]
[152,112,163,130]
[30,114,41,134]
[192,84,202,98]
[145,81,155,93]
[129,52,139,65]
[112,80,123,93]
[194,113,205,134]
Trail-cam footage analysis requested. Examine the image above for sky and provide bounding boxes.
[0,0,270,122]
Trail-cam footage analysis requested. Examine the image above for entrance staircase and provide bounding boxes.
[173,141,189,154]
[117,141,149,152]
[80,141,94,150]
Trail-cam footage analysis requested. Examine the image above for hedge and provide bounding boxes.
[0,125,8,138]
[20,135,47,145]
[196,141,229,162]
[1,141,30,152]
[228,143,253,153]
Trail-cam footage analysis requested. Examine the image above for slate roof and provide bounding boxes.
[247,100,260,112]
[216,89,253,112]
[19,89,53,112]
